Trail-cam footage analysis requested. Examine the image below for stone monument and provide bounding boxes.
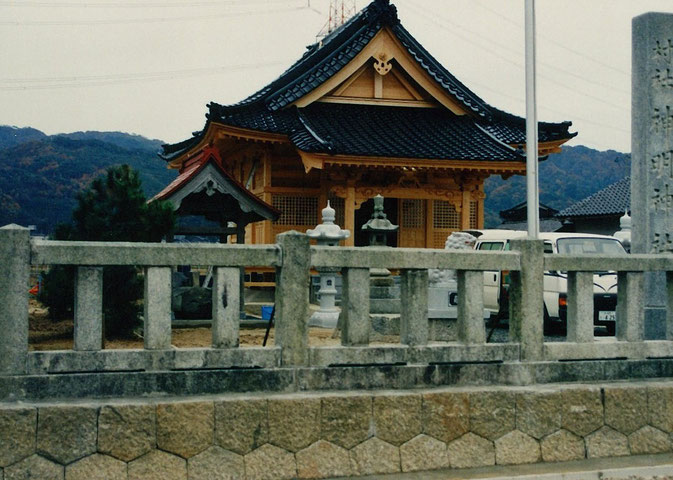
[632,13,673,338]
[306,202,350,328]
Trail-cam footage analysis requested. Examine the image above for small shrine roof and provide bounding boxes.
[152,149,280,224]
[557,176,630,218]
[161,0,576,163]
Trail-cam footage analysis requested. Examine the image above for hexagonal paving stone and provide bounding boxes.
[560,388,603,437]
[98,404,156,462]
[37,406,97,465]
[187,446,244,480]
[296,440,351,479]
[585,426,629,459]
[215,399,268,455]
[128,450,186,480]
[350,437,401,476]
[469,391,515,441]
[0,408,36,468]
[516,391,561,440]
[400,434,448,473]
[628,425,672,455]
[4,454,63,480]
[373,394,422,447]
[268,398,320,452]
[321,395,372,449]
[156,401,213,459]
[421,392,469,443]
[244,444,296,480]
[604,387,647,435]
[65,454,126,480]
[648,386,673,433]
[540,429,585,463]
[447,433,495,469]
[494,430,540,466]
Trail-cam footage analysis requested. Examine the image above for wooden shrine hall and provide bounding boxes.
[159,0,576,248]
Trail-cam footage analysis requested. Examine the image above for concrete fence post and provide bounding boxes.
[457,270,485,344]
[212,266,241,348]
[275,232,310,366]
[566,271,594,343]
[667,271,673,340]
[616,271,645,342]
[144,266,173,350]
[400,269,428,346]
[0,225,30,374]
[340,267,370,346]
[509,239,544,361]
[74,266,104,351]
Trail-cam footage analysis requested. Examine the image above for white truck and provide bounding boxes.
[465,230,627,335]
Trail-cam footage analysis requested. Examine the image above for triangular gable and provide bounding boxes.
[292,28,470,114]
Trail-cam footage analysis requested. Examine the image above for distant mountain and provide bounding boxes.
[484,145,631,227]
[0,126,47,149]
[0,127,175,233]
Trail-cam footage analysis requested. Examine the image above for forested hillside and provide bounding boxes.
[0,127,175,233]
[0,125,630,233]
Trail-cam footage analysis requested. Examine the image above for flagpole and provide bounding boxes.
[525,0,539,239]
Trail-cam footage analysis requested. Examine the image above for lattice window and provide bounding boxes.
[272,195,318,226]
[470,201,478,228]
[400,199,424,228]
[433,201,460,229]
[328,195,345,228]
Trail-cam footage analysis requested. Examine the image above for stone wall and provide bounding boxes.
[3,381,673,479]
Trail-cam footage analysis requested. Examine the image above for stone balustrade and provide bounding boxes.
[3,224,673,401]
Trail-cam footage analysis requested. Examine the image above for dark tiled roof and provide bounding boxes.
[161,0,575,161]
[557,176,630,218]
[290,103,522,160]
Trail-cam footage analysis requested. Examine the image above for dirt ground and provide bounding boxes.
[28,299,396,350]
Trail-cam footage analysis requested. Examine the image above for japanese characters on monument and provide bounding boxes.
[632,13,673,255]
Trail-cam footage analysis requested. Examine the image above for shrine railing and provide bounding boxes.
[2,225,673,400]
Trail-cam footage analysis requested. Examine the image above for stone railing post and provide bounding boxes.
[212,267,241,348]
[144,267,173,350]
[667,271,673,340]
[457,270,485,344]
[74,266,104,351]
[275,232,310,366]
[340,267,370,346]
[616,271,645,342]
[400,269,428,346]
[0,225,30,374]
[509,239,544,361]
[566,271,594,343]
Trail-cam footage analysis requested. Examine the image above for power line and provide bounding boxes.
[0,4,311,25]
[0,0,296,8]
[401,1,629,112]
[0,61,287,90]
[471,0,630,78]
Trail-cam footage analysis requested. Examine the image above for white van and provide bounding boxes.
[465,230,627,335]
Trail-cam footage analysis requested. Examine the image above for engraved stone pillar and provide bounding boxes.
[212,267,240,348]
[144,267,173,350]
[632,13,673,339]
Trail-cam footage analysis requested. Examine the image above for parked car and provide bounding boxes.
[464,230,628,335]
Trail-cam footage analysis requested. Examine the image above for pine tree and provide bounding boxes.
[40,165,175,337]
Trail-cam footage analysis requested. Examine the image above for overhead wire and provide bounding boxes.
[0,61,287,90]
[0,0,298,8]
[0,3,312,25]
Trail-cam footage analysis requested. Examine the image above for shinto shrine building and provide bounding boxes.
[157,0,576,248]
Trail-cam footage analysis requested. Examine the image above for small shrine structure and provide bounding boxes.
[159,0,576,247]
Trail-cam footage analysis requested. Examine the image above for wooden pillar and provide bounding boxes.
[344,186,355,247]
[425,200,433,249]
[461,190,471,230]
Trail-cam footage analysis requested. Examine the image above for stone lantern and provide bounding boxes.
[307,201,350,327]
[361,195,399,247]
[614,210,632,253]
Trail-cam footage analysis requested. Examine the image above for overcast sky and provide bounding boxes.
[2,0,673,153]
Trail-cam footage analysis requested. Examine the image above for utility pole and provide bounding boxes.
[525,0,539,239]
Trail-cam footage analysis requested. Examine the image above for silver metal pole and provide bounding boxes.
[525,0,539,239]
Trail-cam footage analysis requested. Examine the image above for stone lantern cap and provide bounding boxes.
[361,195,399,233]
[306,201,350,240]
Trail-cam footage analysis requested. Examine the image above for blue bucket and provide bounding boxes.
[261,305,274,321]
